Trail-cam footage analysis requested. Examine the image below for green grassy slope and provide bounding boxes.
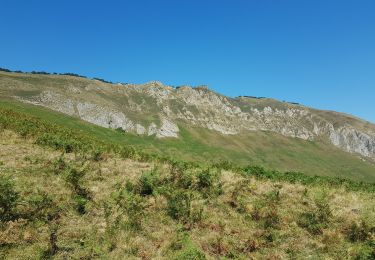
[1,98,375,182]
[1,119,375,259]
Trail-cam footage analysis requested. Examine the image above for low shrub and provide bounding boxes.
[176,171,195,189]
[173,245,206,260]
[196,168,222,198]
[348,243,375,260]
[64,167,91,214]
[28,191,59,221]
[212,160,239,172]
[36,134,76,153]
[170,160,189,183]
[73,195,89,215]
[134,169,160,196]
[196,169,215,189]
[110,187,147,231]
[250,189,282,229]
[123,193,147,230]
[298,212,324,235]
[170,231,206,260]
[229,179,252,210]
[251,204,280,229]
[297,196,332,235]
[243,165,375,193]
[166,189,203,227]
[65,167,85,192]
[91,149,104,162]
[52,156,66,174]
[262,207,280,229]
[0,176,19,222]
[344,219,373,242]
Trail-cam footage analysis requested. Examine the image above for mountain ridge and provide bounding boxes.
[1,70,375,182]
[1,70,374,160]
[2,67,373,124]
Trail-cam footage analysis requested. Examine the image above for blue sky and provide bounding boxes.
[1,0,374,123]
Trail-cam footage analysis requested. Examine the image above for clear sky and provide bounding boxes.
[1,0,374,123]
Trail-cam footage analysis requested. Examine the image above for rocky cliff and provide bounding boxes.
[1,72,375,161]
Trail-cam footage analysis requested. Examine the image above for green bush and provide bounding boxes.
[170,160,192,183]
[229,179,252,210]
[196,169,222,198]
[349,243,375,260]
[262,207,280,229]
[52,156,66,174]
[298,212,324,235]
[0,175,19,221]
[176,171,195,189]
[212,160,238,171]
[124,180,135,193]
[345,220,373,242]
[297,197,332,235]
[243,165,375,193]
[115,127,125,134]
[170,231,206,260]
[64,167,91,214]
[73,195,89,215]
[249,189,282,229]
[251,199,281,229]
[123,193,147,230]
[91,149,104,162]
[65,167,85,191]
[265,189,281,203]
[111,187,147,230]
[196,169,215,189]
[28,191,59,221]
[166,190,203,226]
[36,133,76,153]
[173,246,206,260]
[135,169,160,196]
[167,190,190,220]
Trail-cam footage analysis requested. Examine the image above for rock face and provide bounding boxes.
[76,102,133,130]
[329,127,375,157]
[157,118,179,138]
[20,89,180,138]
[4,74,375,160]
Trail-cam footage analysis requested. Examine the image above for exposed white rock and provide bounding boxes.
[67,85,81,94]
[76,102,134,130]
[148,123,158,136]
[162,105,172,116]
[206,122,238,135]
[329,127,375,157]
[31,91,76,116]
[145,84,171,101]
[15,83,375,159]
[135,124,146,135]
[156,118,179,138]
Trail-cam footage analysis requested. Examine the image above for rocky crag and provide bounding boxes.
[1,72,375,161]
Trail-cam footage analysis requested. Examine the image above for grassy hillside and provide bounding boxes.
[1,117,375,258]
[1,98,375,183]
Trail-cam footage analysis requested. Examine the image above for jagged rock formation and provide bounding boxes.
[1,72,375,160]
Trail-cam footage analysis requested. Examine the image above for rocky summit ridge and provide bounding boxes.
[1,71,375,161]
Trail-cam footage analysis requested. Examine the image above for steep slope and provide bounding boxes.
[1,70,375,181]
[1,115,375,259]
